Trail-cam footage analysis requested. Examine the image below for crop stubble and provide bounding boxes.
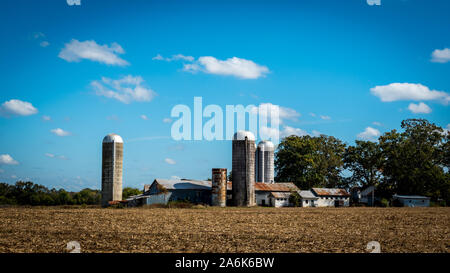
[0,207,448,253]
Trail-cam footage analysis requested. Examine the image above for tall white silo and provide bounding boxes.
[101,133,123,207]
[257,140,275,183]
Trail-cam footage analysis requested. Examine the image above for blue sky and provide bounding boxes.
[0,0,449,190]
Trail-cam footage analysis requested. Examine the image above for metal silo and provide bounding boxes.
[101,133,123,207]
[232,131,256,206]
[211,168,227,207]
[257,140,275,183]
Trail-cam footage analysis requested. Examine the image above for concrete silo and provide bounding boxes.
[256,140,275,183]
[232,131,256,206]
[211,168,227,207]
[101,133,123,207]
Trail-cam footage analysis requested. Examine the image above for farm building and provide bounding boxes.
[351,186,376,206]
[253,182,299,207]
[128,179,299,207]
[298,190,319,207]
[311,188,350,207]
[392,195,430,207]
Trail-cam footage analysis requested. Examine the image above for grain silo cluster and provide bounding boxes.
[101,131,283,207]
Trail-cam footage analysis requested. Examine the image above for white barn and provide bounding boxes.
[311,188,350,207]
[298,190,319,207]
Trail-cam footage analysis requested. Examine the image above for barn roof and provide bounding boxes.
[312,188,350,197]
[270,192,292,198]
[299,190,319,199]
[145,179,298,193]
[393,194,430,200]
[152,179,212,190]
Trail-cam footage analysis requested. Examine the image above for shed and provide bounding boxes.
[311,188,350,207]
[298,190,319,207]
[392,194,430,207]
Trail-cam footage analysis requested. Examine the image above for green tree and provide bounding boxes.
[379,119,449,202]
[343,140,383,188]
[275,135,346,189]
[122,187,142,199]
[288,191,301,207]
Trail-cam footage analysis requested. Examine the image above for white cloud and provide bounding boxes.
[170,175,181,180]
[184,56,269,79]
[281,126,309,137]
[165,158,176,165]
[0,154,19,165]
[311,130,321,136]
[251,103,300,124]
[33,32,45,39]
[92,75,157,104]
[152,54,164,61]
[45,153,55,158]
[357,127,381,141]
[140,114,149,120]
[443,124,450,135]
[370,83,450,104]
[408,102,432,114]
[309,112,316,117]
[40,41,50,47]
[431,48,450,63]
[51,128,71,136]
[59,39,129,66]
[153,54,194,62]
[163,118,172,123]
[0,99,38,117]
[372,121,382,126]
[320,115,331,120]
[42,115,51,121]
[11,175,17,179]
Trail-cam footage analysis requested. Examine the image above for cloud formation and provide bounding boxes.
[152,54,194,62]
[0,99,38,117]
[408,102,432,114]
[431,48,450,63]
[59,39,129,66]
[140,114,149,120]
[92,75,157,104]
[0,154,19,165]
[165,158,176,165]
[251,103,300,124]
[42,115,51,121]
[50,128,71,136]
[45,153,68,160]
[357,127,380,141]
[370,83,449,104]
[184,56,269,79]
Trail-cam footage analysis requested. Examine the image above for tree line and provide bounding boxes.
[276,119,449,204]
[0,181,141,206]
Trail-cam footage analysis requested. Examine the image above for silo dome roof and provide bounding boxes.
[258,140,275,151]
[233,131,255,141]
[103,133,123,143]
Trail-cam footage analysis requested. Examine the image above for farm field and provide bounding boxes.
[0,207,448,253]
